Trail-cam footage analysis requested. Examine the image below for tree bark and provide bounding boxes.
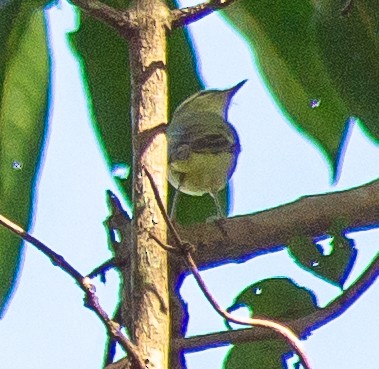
[126,1,171,367]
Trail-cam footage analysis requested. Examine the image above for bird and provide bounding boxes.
[166,80,246,219]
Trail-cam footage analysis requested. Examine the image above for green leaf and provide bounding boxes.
[288,229,357,288]
[69,9,133,205]
[224,278,317,368]
[167,18,202,118]
[224,340,289,369]
[169,188,228,224]
[314,0,379,140]
[223,0,378,176]
[0,5,50,316]
[226,277,318,321]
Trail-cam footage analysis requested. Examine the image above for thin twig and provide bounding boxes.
[171,0,236,29]
[86,257,128,281]
[87,257,117,280]
[0,214,145,369]
[0,215,83,282]
[149,233,181,253]
[143,167,312,369]
[144,167,182,245]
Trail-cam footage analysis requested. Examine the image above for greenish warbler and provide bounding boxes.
[167,80,246,218]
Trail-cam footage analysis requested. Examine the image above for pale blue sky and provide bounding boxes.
[1,1,379,368]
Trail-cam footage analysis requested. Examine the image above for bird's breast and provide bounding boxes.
[168,151,235,195]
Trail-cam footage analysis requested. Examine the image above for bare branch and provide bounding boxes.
[176,178,379,269]
[144,168,313,369]
[173,250,379,351]
[171,0,236,28]
[0,214,145,369]
[69,0,134,36]
[0,214,83,282]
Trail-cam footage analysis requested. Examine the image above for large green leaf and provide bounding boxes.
[70,1,237,224]
[0,4,50,316]
[315,0,379,139]
[69,8,132,205]
[224,278,318,368]
[226,278,318,321]
[223,0,378,176]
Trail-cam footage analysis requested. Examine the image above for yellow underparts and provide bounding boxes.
[168,151,234,196]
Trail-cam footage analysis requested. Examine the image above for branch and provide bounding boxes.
[144,168,313,369]
[176,178,379,269]
[171,0,236,28]
[87,257,117,280]
[173,249,379,351]
[0,214,145,369]
[69,0,134,35]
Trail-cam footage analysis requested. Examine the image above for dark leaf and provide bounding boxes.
[314,0,379,141]
[69,9,133,203]
[0,4,50,316]
[223,0,379,177]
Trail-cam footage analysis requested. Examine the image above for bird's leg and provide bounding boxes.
[170,188,179,220]
[170,173,185,220]
[210,191,224,219]
[210,191,231,238]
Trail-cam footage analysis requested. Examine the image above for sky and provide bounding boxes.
[1,1,379,368]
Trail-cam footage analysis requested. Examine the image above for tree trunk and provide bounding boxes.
[126,0,171,367]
